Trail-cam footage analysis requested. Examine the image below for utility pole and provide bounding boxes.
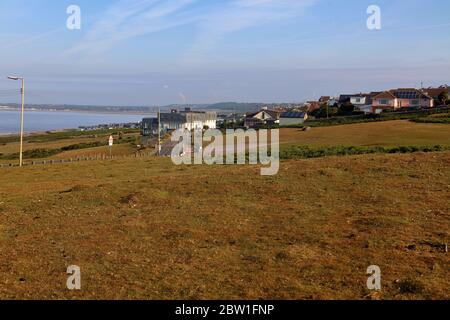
[7,76,25,167]
[20,78,25,166]
[157,107,161,156]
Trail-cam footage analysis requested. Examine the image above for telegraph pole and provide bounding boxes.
[19,78,25,166]
[7,76,25,167]
[157,107,161,155]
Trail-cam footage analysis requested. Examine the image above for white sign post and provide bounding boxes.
[108,135,114,158]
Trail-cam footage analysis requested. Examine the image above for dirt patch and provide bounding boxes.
[119,192,143,208]
[59,185,88,194]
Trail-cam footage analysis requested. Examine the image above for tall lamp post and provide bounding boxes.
[7,76,25,167]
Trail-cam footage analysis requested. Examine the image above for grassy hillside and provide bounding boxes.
[0,119,448,300]
[0,129,140,163]
[0,152,448,299]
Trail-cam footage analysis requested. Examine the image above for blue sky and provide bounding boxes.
[0,0,449,106]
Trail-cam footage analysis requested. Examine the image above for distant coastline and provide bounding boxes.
[0,106,151,116]
[0,109,145,135]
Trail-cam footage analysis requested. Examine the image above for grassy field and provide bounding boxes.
[0,119,448,300]
[0,129,141,163]
[279,120,450,147]
[0,152,448,299]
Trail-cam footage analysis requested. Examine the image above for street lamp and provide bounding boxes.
[7,76,25,167]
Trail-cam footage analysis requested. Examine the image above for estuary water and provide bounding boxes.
[0,110,146,135]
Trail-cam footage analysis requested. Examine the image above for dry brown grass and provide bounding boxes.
[0,132,140,164]
[0,152,448,300]
[279,120,450,147]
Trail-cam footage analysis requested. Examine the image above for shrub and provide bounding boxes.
[397,279,425,294]
[280,145,449,160]
[61,142,105,151]
[411,117,450,124]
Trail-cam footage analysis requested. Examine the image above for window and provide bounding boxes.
[379,99,389,105]
[411,100,419,105]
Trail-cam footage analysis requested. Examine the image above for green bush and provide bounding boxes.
[281,108,450,128]
[0,141,110,160]
[280,145,449,160]
[1,148,61,160]
[411,117,450,124]
[61,141,105,151]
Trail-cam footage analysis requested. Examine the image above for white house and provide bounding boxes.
[350,96,368,105]
[350,95,374,114]
[279,112,308,126]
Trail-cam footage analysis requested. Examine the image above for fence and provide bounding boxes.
[0,151,156,168]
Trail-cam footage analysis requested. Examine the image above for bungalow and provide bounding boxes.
[372,88,433,113]
[244,109,280,128]
[279,112,308,126]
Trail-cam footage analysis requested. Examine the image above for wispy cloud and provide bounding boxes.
[1,28,65,50]
[67,0,317,58]
[66,0,197,56]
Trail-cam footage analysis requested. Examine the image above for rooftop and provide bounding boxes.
[280,112,307,118]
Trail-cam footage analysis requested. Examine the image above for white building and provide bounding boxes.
[350,95,374,114]
[279,112,308,126]
[141,108,217,136]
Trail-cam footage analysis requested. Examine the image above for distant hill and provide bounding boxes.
[199,102,262,113]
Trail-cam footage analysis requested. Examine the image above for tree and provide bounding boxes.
[329,106,339,116]
[438,91,449,106]
[311,103,338,118]
[339,102,355,115]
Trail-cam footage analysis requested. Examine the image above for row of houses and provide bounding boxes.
[79,122,140,131]
[313,85,449,114]
[243,85,448,128]
[142,106,309,134]
[140,85,448,134]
